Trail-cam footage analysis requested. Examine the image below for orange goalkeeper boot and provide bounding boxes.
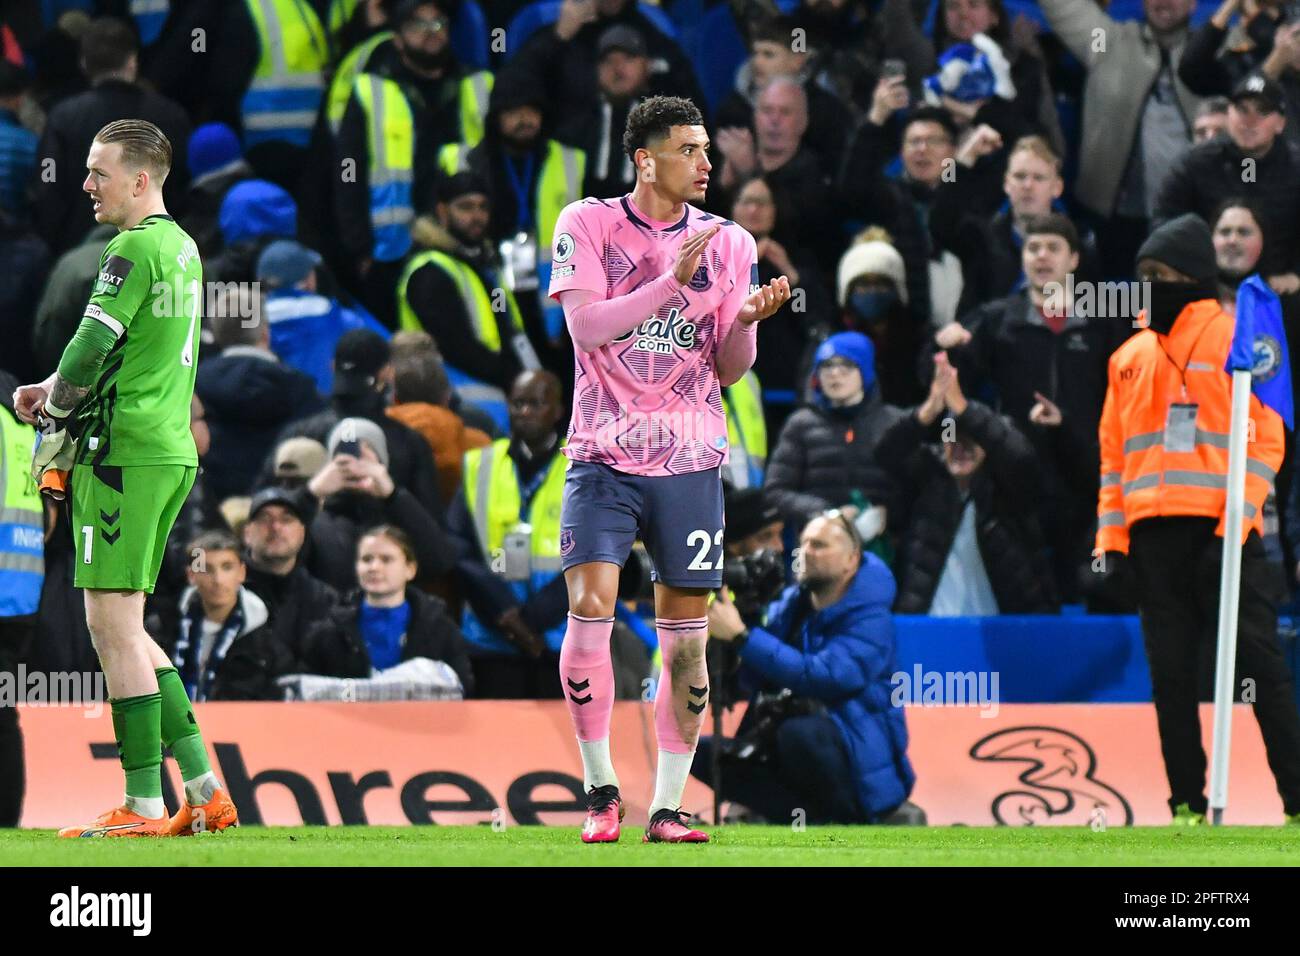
[58,805,168,838]
[162,788,239,836]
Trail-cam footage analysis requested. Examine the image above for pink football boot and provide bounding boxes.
[582,785,625,843]
[642,808,710,844]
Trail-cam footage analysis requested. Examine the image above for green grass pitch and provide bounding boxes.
[3,825,1299,866]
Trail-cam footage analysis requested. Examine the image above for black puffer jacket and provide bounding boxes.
[875,401,1058,614]
[301,587,474,696]
[195,347,324,501]
[764,393,905,526]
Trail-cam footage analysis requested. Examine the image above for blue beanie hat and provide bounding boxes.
[188,123,242,179]
[814,331,876,395]
[218,180,298,245]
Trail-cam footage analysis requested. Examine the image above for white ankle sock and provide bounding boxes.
[578,738,618,791]
[649,750,695,816]
[184,771,220,806]
[125,795,166,819]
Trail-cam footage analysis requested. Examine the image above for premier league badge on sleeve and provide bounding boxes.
[555,233,575,263]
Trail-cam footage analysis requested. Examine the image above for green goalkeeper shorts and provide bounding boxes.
[70,462,196,592]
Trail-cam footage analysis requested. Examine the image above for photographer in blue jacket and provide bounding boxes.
[695,511,920,824]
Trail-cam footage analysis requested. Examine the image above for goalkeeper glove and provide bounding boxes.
[32,410,76,500]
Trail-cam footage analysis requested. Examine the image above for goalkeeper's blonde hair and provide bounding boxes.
[94,119,172,183]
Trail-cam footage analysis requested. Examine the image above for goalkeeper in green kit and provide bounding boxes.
[12,120,238,837]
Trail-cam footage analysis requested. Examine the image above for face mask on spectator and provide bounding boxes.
[848,289,898,325]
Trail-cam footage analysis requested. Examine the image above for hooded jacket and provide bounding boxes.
[194,345,325,501]
[156,586,292,701]
[739,554,915,820]
[765,334,904,524]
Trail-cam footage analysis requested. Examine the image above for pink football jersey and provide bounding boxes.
[548,194,759,477]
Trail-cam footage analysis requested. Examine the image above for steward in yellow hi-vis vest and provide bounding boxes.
[444,372,571,689]
[333,0,493,264]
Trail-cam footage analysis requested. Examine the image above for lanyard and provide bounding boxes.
[504,154,536,233]
[1154,316,1214,402]
[513,439,555,513]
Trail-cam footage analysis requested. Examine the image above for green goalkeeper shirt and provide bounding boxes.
[59,214,203,467]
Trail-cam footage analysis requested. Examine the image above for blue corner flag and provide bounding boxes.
[1227,274,1294,431]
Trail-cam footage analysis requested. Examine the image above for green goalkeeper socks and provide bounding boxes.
[155,668,219,804]
[111,692,163,816]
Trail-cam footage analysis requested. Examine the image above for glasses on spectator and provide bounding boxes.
[405,16,448,35]
[820,508,865,552]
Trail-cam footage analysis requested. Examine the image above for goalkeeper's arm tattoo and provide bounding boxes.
[47,374,89,417]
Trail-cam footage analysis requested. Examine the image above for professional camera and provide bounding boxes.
[720,689,827,763]
[721,547,786,620]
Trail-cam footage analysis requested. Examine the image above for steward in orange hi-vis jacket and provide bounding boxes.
[1096,214,1300,824]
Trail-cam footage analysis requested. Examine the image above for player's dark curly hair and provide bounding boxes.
[623,96,705,164]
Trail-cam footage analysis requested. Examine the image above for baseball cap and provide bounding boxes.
[597,24,647,59]
[247,485,311,525]
[333,329,391,397]
[256,239,323,289]
[273,436,328,481]
[1230,73,1285,114]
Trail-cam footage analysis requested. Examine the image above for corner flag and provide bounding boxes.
[1227,274,1293,431]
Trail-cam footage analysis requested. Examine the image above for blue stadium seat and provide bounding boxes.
[451,0,491,70]
[505,1,679,60]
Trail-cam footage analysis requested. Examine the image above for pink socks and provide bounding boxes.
[653,618,710,754]
[559,613,616,742]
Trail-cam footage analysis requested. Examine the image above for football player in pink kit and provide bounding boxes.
[549,96,790,844]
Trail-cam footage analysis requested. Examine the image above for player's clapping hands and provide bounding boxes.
[672,225,720,284]
[740,276,792,325]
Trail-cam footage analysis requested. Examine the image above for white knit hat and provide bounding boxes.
[836,240,908,307]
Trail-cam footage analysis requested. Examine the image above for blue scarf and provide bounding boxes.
[359,600,411,671]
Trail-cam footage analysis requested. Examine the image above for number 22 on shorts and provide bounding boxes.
[686,529,724,571]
